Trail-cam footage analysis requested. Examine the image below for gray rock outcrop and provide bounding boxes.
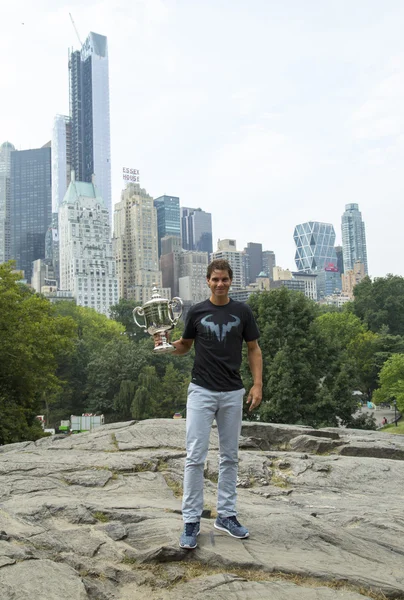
[0,420,403,600]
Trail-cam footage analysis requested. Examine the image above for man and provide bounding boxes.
[156,259,262,549]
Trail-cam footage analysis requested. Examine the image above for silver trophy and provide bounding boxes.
[133,288,183,353]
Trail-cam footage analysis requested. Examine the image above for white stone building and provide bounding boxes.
[59,175,119,316]
[210,239,245,290]
[113,183,169,303]
[178,251,209,304]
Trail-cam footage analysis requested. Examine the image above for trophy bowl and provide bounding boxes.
[133,288,183,353]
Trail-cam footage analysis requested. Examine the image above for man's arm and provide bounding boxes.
[171,337,194,355]
[246,340,263,412]
[154,333,193,355]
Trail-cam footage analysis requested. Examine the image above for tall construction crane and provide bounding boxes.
[69,13,83,47]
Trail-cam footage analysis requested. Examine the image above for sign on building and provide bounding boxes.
[123,167,140,183]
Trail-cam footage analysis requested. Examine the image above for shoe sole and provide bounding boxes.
[179,529,200,549]
[214,522,249,539]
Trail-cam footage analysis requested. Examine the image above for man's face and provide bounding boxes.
[207,269,232,297]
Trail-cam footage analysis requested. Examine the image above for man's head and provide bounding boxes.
[206,260,233,302]
[206,259,233,281]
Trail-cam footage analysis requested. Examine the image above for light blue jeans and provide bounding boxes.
[182,382,245,523]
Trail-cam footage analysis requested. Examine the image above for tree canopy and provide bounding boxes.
[352,275,404,336]
[0,263,76,444]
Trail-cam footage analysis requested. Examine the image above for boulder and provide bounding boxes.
[0,420,403,599]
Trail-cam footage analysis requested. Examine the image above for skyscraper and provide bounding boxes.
[59,174,118,316]
[294,221,340,299]
[335,245,344,275]
[294,222,338,273]
[51,115,72,213]
[160,235,182,298]
[178,251,209,304]
[341,203,368,274]
[181,207,213,254]
[10,146,52,282]
[154,195,180,257]
[113,184,169,303]
[262,250,276,280]
[211,239,245,290]
[69,32,111,221]
[0,141,15,264]
[243,242,263,285]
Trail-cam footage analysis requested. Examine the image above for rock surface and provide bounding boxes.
[0,420,404,600]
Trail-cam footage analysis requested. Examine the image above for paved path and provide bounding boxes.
[357,406,399,427]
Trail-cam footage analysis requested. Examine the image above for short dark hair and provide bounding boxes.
[207,259,233,280]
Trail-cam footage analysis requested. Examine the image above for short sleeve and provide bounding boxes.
[242,306,260,342]
[182,307,197,339]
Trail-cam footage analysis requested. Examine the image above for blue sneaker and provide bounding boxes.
[179,522,200,549]
[214,515,249,539]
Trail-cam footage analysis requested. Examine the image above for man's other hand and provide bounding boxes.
[246,384,263,412]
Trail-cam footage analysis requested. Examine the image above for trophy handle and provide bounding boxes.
[168,297,183,325]
[133,306,146,329]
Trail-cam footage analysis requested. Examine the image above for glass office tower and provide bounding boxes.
[0,141,15,264]
[10,147,52,282]
[69,32,111,222]
[154,195,180,257]
[181,207,213,254]
[341,203,368,274]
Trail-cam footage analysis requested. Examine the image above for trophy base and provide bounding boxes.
[153,343,175,354]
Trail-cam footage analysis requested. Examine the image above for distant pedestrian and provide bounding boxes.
[382,417,388,426]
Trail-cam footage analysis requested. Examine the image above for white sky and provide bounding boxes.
[1,0,404,277]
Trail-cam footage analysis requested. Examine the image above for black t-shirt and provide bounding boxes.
[182,298,260,392]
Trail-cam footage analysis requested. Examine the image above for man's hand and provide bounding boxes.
[246,384,262,412]
[153,331,170,348]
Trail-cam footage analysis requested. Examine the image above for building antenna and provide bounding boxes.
[69,13,83,47]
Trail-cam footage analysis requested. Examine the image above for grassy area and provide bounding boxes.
[381,420,404,434]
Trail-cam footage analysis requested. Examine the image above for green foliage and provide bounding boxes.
[114,380,136,420]
[314,311,365,350]
[352,275,404,335]
[0,262,76,444]
[154,363,189,418]
[346,412,377,430]
[245,288,367,427]
[109,298,144,337]
[247,289,334,426]
[5,256,404,443]
[373,353,404,412]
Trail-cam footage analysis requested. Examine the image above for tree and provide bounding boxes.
[245,289,332,426]
[131,387,149,420]
[109,298,144,338]
[373,354,404,412]
[86,338,150,415]
[44,302,126,426]
[352,275,404,335]
[0,262,76,443]
[114,380,136,420]
[156,363,189,418]
[314,311,365,350]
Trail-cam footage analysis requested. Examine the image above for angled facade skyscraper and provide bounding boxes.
[294,221,341,299]
[294,221,338,273]
[341,203,368,274]
[69,32,111,221]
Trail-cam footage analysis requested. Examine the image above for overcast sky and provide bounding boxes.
[1,0,403,276]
